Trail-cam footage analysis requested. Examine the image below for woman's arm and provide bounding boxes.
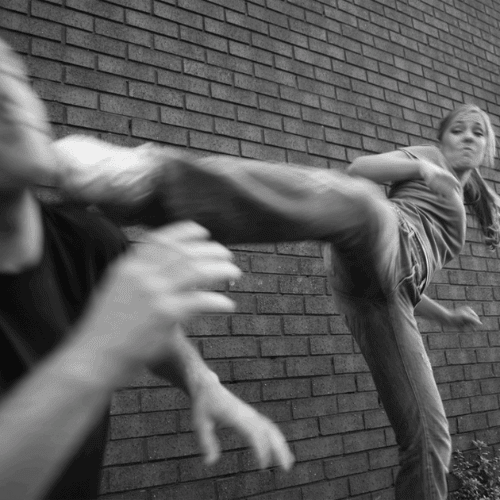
[347,150,426,183]
[414,294,482,329]
[348,150,462,196]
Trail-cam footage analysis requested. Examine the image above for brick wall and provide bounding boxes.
[2,0,500,498]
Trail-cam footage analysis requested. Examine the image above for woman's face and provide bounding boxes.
[440,111,488,173]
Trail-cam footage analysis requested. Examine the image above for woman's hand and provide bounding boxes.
[444,306,482,331]
[419,159,462,198]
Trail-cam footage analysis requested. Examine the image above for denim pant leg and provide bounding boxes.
[326,214,451,500]
[336,290,451,500]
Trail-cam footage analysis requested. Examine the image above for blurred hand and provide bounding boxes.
[419,159,462,198]
[445,306,482,331]
[75,221,241,369]
[192,375,295,472]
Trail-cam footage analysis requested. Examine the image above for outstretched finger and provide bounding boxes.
[194,414,221,466]
[266,425,295,472]
[172,262,242,290]
[150,220,211,244]
[156,292,236,320]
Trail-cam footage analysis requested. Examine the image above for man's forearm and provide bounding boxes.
[0,337,128,500]
[148,323,219,396]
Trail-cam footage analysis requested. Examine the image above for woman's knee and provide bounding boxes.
[343,178,393,233]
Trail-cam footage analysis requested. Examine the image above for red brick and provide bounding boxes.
[286,356,332,376]
[217,470,274,500]
[338,392,380,413]
[110,412,177,439]
[147,432,198,460]
[301,478,349,500]
[320,412,364,435]
[333,354,370,374]
[179,452,239,481]
[261,337,308,356]
[110,390,140,415]
[262,378,311,400]
[202,337,257,358]
[105,462,178,493]
[310,336,353,354]
[457,413,488,433]
[279,417,319,441]
[232,315,281,336]
[140,387,189,412]
[349,469,394,496]
[154,3,204,30]
[292,395,337,418]
[103,438,144,466]
[312,374,356,396]
[233,359,285,381]
[257,295,304,314]
[99,490,148,500]
[151,480,217,500]
[325,452,369,479]
[131,119,188,145]
[279,275,325,294]
[275,460,324,488]
[283,315,329,335]
[343,429,386,453]
[294,435,343,461]
[67,0,124,22]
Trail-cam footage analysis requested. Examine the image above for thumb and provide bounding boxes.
[194,411,220,465]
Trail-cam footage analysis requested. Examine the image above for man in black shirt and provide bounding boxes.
[0,37,294,500]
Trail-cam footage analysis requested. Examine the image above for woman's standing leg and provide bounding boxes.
[337,288,451,500]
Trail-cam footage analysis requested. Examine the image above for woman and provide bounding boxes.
[324,103,495,500]
[55,103,495,500]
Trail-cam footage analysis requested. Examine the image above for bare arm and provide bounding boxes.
[0,333,129,500]
[347,150,426,183]
[0,222,243,500]
[414,294,482,329]
[348,150,462,197]
[149,325,294,470]
[414,294,455,322]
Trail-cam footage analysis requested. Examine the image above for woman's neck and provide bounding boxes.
[0,189,44,273]
[454,169,473,187]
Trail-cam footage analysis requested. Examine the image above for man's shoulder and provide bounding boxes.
[41,203,129,262]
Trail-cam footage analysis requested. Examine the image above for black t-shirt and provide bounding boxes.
[0,203,128,499]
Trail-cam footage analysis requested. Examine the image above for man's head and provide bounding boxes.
[0,37,55,192]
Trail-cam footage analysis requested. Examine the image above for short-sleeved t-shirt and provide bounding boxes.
[388,145,466,283]
[0,203,128,499]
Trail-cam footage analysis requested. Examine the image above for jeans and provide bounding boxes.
[110,154,452,499]
[325,205,451,500]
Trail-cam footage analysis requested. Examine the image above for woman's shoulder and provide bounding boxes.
[399,144,447,167]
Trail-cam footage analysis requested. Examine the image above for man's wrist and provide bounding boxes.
[190,368,220,397]
[51,339,136,392]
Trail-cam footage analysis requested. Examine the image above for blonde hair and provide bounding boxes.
[438,104,500,248]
